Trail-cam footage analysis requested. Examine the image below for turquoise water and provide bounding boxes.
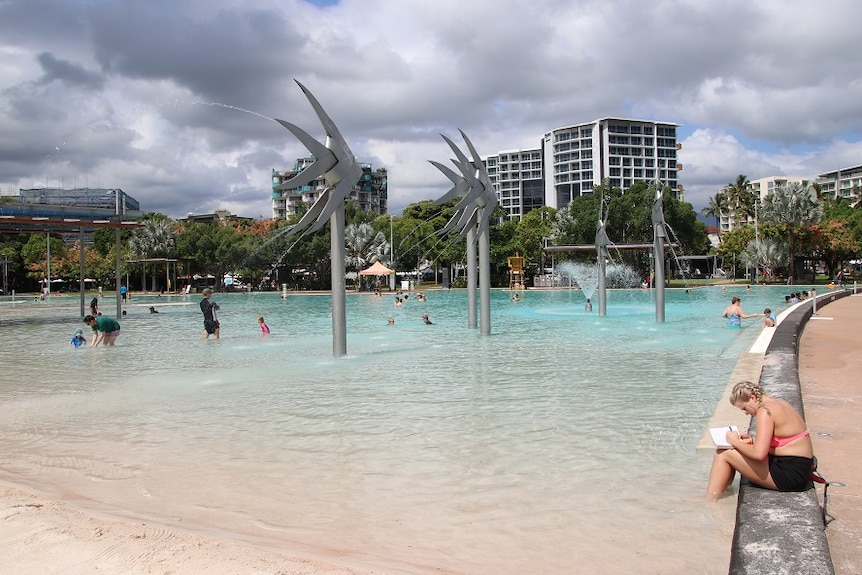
[0,286,797,574]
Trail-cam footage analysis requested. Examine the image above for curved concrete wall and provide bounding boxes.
[728,289,851,575]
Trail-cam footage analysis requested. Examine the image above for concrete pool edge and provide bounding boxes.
[727,288,854,575]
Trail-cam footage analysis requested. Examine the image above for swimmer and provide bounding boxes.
[721,296,755,328]
[258,315,270,335]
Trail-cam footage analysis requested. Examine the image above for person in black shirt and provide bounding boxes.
[200,288,220,339]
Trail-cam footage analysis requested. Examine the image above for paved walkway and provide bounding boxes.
[799,293,862,575]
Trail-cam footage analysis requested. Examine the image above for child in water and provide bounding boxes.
[763,308,776,327]
[70,328,87,348]
[258,315,270,335]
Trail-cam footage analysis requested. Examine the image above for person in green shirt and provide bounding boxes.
[83,314,121,347]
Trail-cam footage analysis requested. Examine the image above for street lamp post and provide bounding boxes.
[752,199,759,285]
[1,255,8,296]
[389,214,395,290]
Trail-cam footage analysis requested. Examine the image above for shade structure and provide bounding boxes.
[359,261,395,276]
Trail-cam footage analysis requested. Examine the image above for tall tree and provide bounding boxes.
[724,174,755,229]
[515,206,556,266]
[802,220,860,280]
[740,237,787,284]
[129,215,178,291]
[701,192,727,236]
[759,182,823,284]
[344,222,389,272]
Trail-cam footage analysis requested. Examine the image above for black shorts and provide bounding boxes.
[769,454,814,491]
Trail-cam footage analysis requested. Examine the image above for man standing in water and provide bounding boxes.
[200,288,220,339]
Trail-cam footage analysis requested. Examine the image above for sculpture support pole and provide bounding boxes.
[466,222,478,328]
[653,192,667,323]
[654,233,666,323]
[331,202,347,356]
[115,227,122,319]
[479,223,491,335]
[597,249,607,316]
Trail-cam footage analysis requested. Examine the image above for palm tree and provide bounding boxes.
[701,192,727,237]
[129,218,177,291]
[740,237,787,284]
[724,174,755,229]
[759,182,823,284]
[344,222,389,272]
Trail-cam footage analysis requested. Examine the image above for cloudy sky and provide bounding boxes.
[1,0,861,220]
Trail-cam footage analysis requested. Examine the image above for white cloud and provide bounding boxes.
[1,0,860,218]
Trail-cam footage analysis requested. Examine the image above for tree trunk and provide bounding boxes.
[787,228,795,285]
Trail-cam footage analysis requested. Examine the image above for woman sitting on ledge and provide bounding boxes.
[707,381,814,501]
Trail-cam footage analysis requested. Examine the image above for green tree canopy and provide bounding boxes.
[759,182,823,284]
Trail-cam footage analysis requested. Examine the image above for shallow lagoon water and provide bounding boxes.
[0,286,796,574]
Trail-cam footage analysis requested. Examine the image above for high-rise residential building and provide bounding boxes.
[718,176,810,234]
[542,118,682,210]
[271,158,388,220]
[816,164,862,200]
[483,148,544,220]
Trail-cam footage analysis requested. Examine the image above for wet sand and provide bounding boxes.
[0,482,371,575]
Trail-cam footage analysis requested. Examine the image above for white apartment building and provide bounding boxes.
[816,164,862,200]
[483,148,544,220]
[542,118,682,210]
[272,158,387,220]
[718,176,810,234]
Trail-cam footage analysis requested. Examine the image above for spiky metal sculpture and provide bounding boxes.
[429,130,497,334]
[651,183,669,322]
[274,80,362,356]
[595,195,612,317]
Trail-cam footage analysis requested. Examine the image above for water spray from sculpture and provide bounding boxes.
[429,130,497,334]
[272,80,362,357]
[556,261,599,301]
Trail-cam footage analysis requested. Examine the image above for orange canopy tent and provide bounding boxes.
[359,261,395,275]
